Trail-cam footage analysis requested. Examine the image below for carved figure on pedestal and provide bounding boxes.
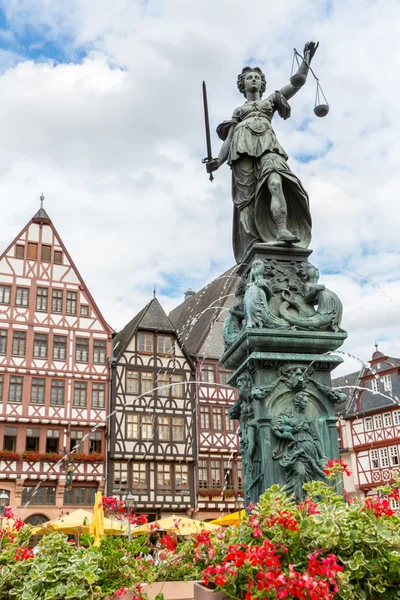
[271,391,327,502]
[244,259,287,329]
[229,373,263,508]
[223,278,245,348]
[279,263,344,332]
[206,42,319,263]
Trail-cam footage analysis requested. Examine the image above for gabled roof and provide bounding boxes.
[113,297,177,359]
[0,207,113,336]
[333,349,400,417]
[169,267,238,358]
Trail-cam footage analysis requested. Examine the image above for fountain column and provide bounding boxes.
[221,243,347,505]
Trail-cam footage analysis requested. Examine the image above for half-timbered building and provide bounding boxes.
[108,298,196,519]
[170,270,243,520]
[0,204,113,525]
[334,347,400,510]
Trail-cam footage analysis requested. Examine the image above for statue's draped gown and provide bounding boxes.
[272,410,326,501]
[217,91,312,264]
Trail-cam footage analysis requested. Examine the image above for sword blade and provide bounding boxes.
[202,80,214,181]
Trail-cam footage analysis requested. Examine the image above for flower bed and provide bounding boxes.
[1,462,400,599]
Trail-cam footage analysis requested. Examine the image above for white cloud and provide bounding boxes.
[0,0,399,375]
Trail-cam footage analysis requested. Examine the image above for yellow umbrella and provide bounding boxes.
[90,491,105,547]
[210,510,246,527]
[132,515,220,536]
[31,508,127,536]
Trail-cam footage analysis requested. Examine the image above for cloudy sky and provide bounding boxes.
[0,0,398,376]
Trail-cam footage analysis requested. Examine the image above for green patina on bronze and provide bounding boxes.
[214,43,347,503]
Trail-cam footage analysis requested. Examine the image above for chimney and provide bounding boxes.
[184,288,196,302]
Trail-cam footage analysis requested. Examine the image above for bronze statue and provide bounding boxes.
[244,259,287,329]
[206,42,319,263]
[271,391,327,502]
[279,263,344,332]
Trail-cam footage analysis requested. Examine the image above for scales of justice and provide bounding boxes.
[201,42,347,506]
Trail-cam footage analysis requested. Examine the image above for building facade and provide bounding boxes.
[0,206,113,524]
[334,348,400,509]
[170,270,243,520]
[108,298,197,519]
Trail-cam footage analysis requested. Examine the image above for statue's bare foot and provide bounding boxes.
[276,228,300,244]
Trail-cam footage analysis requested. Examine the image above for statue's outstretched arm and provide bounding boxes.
[279,41,319,101]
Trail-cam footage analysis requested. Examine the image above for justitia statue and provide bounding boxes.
[206,42,319,264]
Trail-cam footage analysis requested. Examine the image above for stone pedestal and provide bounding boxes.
[221,243,348,506]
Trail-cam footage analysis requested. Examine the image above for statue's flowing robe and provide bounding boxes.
[217,92,312,264]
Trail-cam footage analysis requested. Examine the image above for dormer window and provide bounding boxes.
[371,378,379,393]
[382,374,392,392]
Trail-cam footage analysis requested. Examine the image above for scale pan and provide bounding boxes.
[314,103,329,118]
[290,73,307,88]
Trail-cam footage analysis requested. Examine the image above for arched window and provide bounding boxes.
[24,514,48,527]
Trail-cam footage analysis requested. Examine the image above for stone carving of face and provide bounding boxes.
[244,70,262,97]
[252,259,265,276]
[293,392,309,412]
[237,373,251,398]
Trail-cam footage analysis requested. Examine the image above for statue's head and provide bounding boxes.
[299,263,319,282]
[293,391,309,412]
[236,371,252,397]
[237,66,267,99]
[251,258,266,275]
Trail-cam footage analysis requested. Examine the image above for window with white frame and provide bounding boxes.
[370,449,379,469]
[365,417,373,431]
[394,410,400,426]
[374,414,383,429]
[371,377,379,393]
[390,498,400,510]
[390,446,399,466]
[384,413,393,427]
[379,447,389,468]
[382,374,392,392]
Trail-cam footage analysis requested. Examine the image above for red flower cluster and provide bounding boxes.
[194,530,213,562]
[203,541,343,600]
[159,534,177,552]
[129,512,147,526]
[267,511,299,532]
[13,547,34,561]
[363,496,394,518]
[100,496,125,515]
[298,499,320,515]
[4,506,13,519]
[324,459,351,477]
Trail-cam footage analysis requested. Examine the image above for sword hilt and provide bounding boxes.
[202,157,215,182]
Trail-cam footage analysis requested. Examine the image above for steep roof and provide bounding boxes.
[32,207,51,222]
[113,297,177,359]
[332,370,361,398]
[169,267,238,358]
[0,206,113,335]
[333,350,400,417]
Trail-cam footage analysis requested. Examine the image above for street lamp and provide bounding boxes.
[0,490,10,522]
[125,492,135,541]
